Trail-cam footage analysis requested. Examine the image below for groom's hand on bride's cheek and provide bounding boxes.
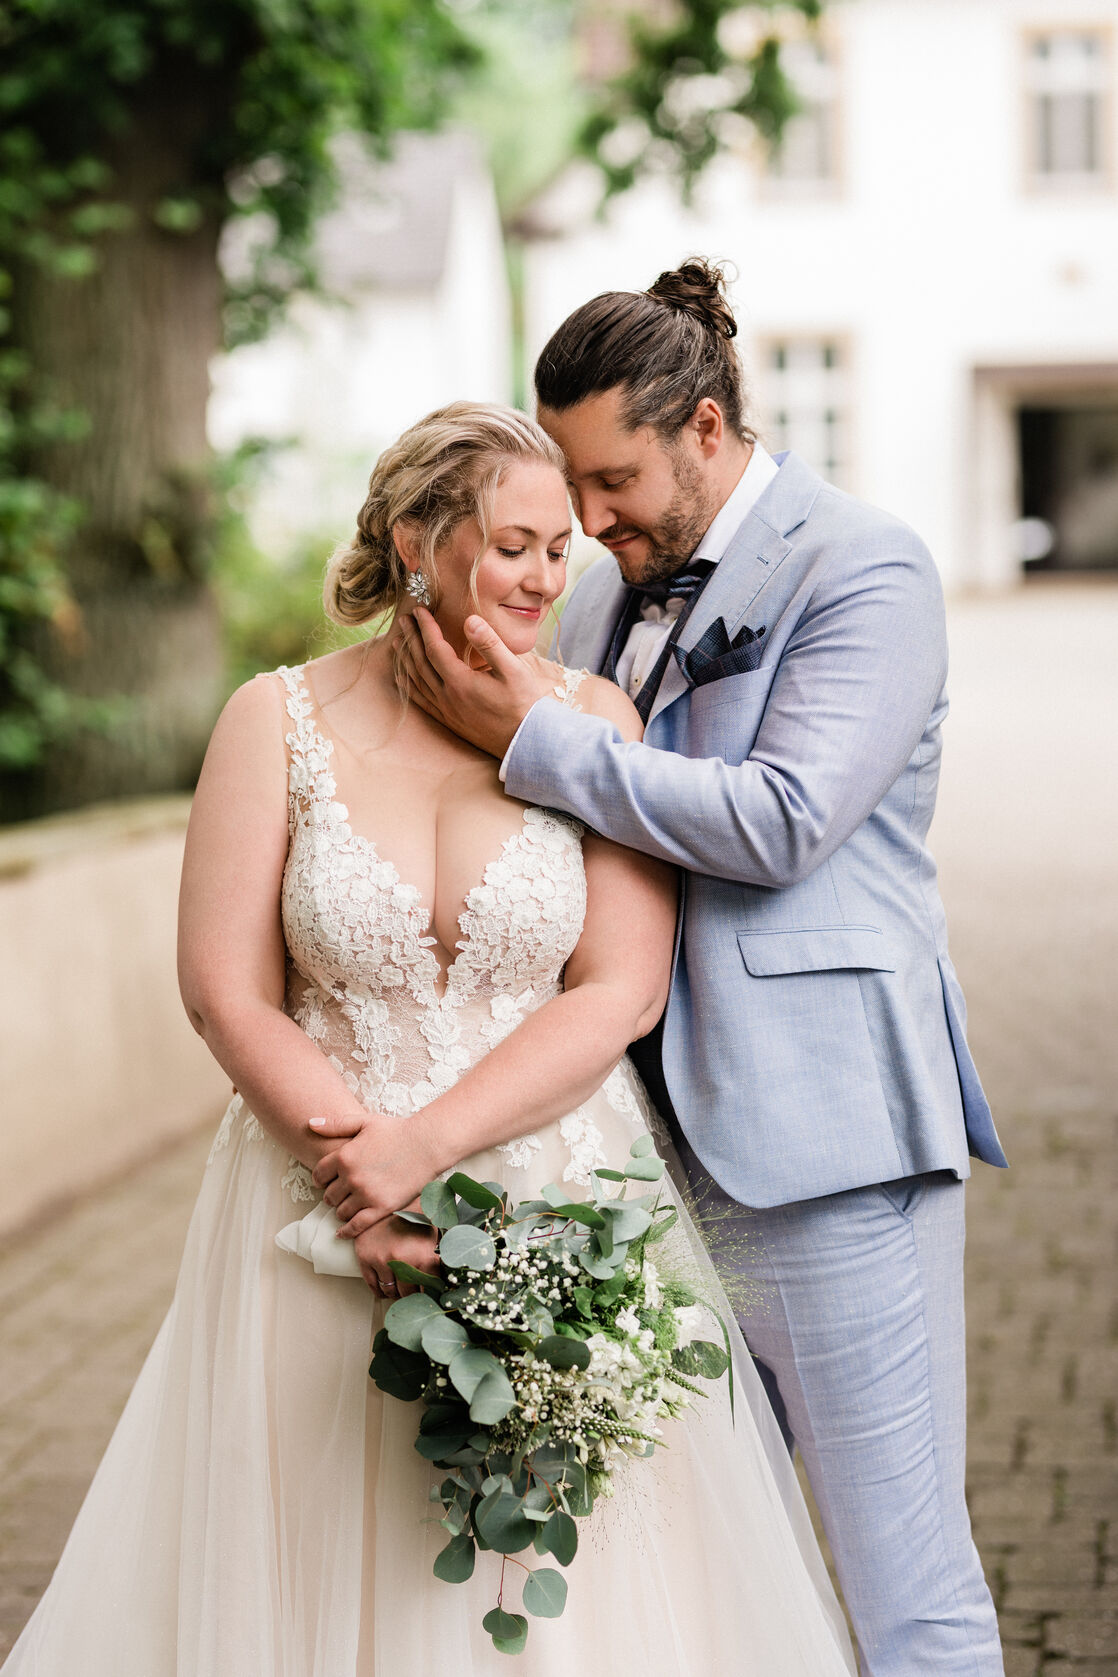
[394,609,556,758]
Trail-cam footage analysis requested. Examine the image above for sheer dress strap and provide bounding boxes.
[271,663,338,831]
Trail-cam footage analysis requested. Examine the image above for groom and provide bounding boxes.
[397,260,1007,1675]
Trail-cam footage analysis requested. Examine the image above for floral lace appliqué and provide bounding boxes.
[281,1160,319,1203]
[256,664,592,1189]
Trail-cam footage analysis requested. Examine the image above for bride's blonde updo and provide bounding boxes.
[325,401,568,627]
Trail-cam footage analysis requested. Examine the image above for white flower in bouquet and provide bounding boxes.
[614,1304,642,1336]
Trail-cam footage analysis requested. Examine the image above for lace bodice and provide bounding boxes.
[241,661,598,1180]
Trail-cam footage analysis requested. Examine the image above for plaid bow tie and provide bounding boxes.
[636,559,715,612]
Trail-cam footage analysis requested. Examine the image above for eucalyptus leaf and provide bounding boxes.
[590,1167,627,1183]
[383,1291,442,1352]
[539,1509,578,1566]
[394,1208,434,1228]
[438,1224,497,1272]
[448,1346,504,1403]
[672,1338,730,1380]
[593,1266,630,1307]
[482,1607,529,1655]
[468,1366,518,1424]
[630,1133,656,1158]
[441,1444,488,1467]
[474,1488,536,1554]
[624,1155,666,1181]
[537,1335,591,1371]
[414,1430,475,1462]
[433,1531,476,1583]
[540,1183,569,1210]
[546,1201,607,1229]
[445,1172,505,1211]
[420,1180,460,1229]
[522,1566,568,1618]
[578,1250,618,1280]
[507,1199,550,1219]
[420,1401,472,1434]
[420,1313,471,1364]
[599,1202,653,1242]
[368,1335,429,1401]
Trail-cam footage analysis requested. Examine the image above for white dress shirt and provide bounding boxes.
[614,442,779,702]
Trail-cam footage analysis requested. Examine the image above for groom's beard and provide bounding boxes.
[601,448,721,588]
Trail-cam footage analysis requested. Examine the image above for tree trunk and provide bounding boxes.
[10,72,228,818]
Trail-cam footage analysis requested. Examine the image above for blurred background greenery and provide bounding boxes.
[0,0,821,825]
[0,0,815,822]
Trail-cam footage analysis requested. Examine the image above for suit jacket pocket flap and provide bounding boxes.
[737,925,895,976]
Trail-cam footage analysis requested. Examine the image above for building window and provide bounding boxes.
[1025,29,1110,187]
[764,39,841,192]
[760,338,850,486]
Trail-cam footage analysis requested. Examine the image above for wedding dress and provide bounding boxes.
[3,664,854,1677]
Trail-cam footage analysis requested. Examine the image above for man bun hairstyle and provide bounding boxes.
[325,401,566,628]
[534,257,753,443]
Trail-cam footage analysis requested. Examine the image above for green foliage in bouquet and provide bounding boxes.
[369,1137,731,1655]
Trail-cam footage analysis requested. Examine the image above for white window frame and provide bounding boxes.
[1023,25,1113,193]
[755,334,854,490]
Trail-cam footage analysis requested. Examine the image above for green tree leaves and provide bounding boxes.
[580,0,823,201]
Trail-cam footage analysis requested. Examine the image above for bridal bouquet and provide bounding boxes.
[369,1137,731,1655]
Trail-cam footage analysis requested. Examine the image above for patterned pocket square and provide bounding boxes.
[677,618,767,688]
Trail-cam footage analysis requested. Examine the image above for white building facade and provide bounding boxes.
[524,0,1118,591]
[209,132,512,557]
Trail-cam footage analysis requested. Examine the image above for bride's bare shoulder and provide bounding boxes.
[299,639,380,701]
[538,660,643,743]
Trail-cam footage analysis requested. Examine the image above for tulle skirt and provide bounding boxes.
[2,1069,855,1676]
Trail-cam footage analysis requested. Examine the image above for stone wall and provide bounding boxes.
[0,798,230,1237]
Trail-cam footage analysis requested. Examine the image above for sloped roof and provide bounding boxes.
[316,130,486,293]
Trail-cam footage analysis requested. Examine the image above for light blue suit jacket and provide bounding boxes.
[505,452,1007,1207]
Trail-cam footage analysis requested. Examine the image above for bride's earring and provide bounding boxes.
[405,569,432,607]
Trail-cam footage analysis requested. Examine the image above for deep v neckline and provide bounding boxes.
[296,697,534,1004]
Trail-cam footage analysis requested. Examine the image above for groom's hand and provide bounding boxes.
[394,609,557,758]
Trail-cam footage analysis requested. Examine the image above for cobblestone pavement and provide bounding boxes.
[1,584,1115,1668]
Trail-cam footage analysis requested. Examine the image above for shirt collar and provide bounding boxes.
[693,442,779,565]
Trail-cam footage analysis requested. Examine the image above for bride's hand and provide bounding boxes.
[352,1214,441,1299]
[309,1112,442,1236]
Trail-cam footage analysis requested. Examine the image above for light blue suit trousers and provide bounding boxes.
[506,454,1005,1673]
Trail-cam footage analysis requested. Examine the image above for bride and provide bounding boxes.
[3,403,854,1675]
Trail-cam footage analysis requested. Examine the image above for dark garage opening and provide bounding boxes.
[1018,405,1118,573]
